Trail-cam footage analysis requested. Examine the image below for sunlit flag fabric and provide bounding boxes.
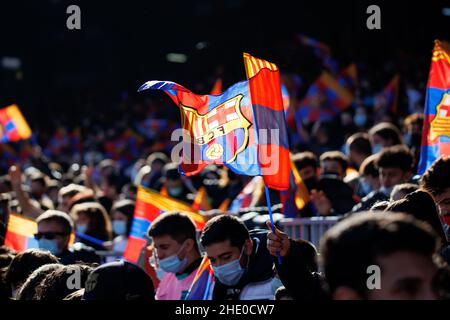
[280,158,312,217]
[4,213,38,252]
[0,105,32,143]
[123,186,207,263]
[184,255,215,300]
[418,40,450,175]
[297,34,339,75]
[374,74,400,117]
[295,71,354,124]
[138,53,290,190]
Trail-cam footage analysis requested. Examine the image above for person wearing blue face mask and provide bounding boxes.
[200,215,275,300]
[147,212,202,300]
[110,199,135,256]
[155,163,197,204]
[35,210,101,265]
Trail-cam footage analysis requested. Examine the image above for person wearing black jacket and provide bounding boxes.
[267,212,444,300]
[200,215,275,300]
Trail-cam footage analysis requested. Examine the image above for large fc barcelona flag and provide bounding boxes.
[418,40,450,175]
[138,53,290,190]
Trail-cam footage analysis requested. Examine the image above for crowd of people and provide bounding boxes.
[1,26,450,299]
[0,110,449,300]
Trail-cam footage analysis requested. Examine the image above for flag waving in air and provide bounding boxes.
[123,186,207,263]
[138,53,290,190]
[0,105,32,143]
[418,40,450,175]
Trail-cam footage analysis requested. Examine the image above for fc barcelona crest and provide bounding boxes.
[180,94,251,162]
[430,93,450,141]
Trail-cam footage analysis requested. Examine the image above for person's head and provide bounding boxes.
[29,173,47,198]
[63,288,85,300]
[147,152,170,173]
[110,199,135,237]
[36,210,74,255]
[369,201,391,211]
[359,154,381,194]
[292,152,318,181]
[57,184,88,212]
[34,264,94,300]
[420,156,450,217]
[369,122,403,153]
[320,151,349,179]
[162,163,184,197]
[275,286,293,300]
[4,249,59,298]
[70,202,112,241]
[200,215,252,286]
[47,180,61,205]
[385,190,448,245]
[293,239,318,272]
[403,114,424,142]
[100,173,121,201]
[376,145,414,195]
[16,263,63,300]
[321,212,440,300]
[390,183,419,201]
[147,212,200,274]
[82,260,155,301]
[346,133,372,169]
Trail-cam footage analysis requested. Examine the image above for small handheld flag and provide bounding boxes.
[0,105,32,143]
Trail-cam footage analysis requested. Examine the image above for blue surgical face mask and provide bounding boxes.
[212,246,247,286]
[168,186,183,197]
[76,223,87,234]
[155,267,166,280]
[38,239,61,255]
[158,243,188,274]
[112,220,127,236]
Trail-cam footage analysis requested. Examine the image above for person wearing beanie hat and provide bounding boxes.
[82,260,155,300]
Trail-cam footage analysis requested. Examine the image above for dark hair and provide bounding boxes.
[16,263,63,300]
[111,200,135,235]
[385,190,447,244]
[292,152,318,171]
[376,145,414,171]
[370,201,391,211]
[420,156,450,196]
[404,113,424,129]
[390,183,419,199]
[320,151,349,173]
[0,246,16,269]
[359,154,379,177]
[36,210,74,235]
[200,214,250,249]
[369,122,402,145]
[34,264,94,300]
[293,239,318,272]
[275,286,292,300]
[148,212,198,250]
[70,202,112,242]
[63,288,85,300]
[320,212,438,297]
[5,249,59,288]
[347,133,372,156]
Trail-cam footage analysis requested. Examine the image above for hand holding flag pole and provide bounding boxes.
[264,185,282,264]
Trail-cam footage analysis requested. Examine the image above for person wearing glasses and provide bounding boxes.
[35,210,100,265]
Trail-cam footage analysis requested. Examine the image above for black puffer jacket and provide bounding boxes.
[212,229,275,300]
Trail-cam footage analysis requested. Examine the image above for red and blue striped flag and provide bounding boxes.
[184,255,215,300]
[4,213,38,252]
[138,53,290,191]
[418,40,450,175]
[0,105,32,144]
[123,186,207,263]
[295,72,354,124]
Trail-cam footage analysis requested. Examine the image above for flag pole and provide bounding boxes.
[264,185,282,265]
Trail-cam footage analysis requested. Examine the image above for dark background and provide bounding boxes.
[0,0,449,132]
